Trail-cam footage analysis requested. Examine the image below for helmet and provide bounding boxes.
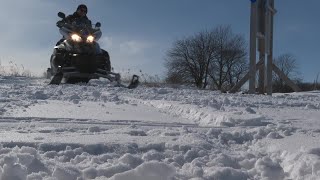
[77,4,88,12]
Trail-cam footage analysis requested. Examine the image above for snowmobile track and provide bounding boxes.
[0,116,201,128]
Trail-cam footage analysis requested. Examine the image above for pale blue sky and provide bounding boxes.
[0,0,319,82]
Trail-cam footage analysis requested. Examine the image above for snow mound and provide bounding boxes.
[141,100,268,127]
[254,156,285,180]
[109,161,175,180]
[206,167,249,180]
[118,153,143,168]
[280,147,320,179]
[200,112,267,127]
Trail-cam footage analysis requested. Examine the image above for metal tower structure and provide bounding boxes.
[230,0,301,95]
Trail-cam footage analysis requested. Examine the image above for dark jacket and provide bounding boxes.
[58,12,92,27]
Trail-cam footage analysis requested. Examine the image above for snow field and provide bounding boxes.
[0,77,319,179]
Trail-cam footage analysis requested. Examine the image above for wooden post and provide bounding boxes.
[249,1,258,94]
[229,59,265,93]
[258,54,265,94]
[258,0,266,94]
[266,0,274,95]
[272,64,301,92]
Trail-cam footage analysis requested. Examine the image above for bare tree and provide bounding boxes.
[165,25,247,90]
[273,53,301,92]
[165,31,215,88]
[208,26,247,91]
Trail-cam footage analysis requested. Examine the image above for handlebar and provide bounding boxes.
[57,21,99,31]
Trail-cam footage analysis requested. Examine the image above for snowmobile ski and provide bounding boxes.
[127,75,140,89]
[49,73,63,85]
[115,75,140,89]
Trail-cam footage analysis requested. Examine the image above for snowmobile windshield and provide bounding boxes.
[60,22,102,42]
[69,22,96,34]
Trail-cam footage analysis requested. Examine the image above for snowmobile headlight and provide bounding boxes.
[71,34,82,42]
[87,35,95,43]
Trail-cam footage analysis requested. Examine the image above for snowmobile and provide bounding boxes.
[47,12,139,89]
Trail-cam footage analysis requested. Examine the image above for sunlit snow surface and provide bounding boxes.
[0,76,320,179]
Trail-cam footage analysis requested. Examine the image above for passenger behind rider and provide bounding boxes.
[56,4,92,45]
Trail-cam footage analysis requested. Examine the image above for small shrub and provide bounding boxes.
[0,60,33,77]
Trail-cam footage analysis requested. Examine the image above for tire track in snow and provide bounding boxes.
[0,116,200,128]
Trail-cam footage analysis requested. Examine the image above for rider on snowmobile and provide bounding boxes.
[48,4,140,88]
[56,4,91,45]
[50,4,94,78]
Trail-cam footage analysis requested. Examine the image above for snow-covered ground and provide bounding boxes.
[0,76,320,180]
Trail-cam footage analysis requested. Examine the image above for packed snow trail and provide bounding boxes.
[0,76,320,179]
